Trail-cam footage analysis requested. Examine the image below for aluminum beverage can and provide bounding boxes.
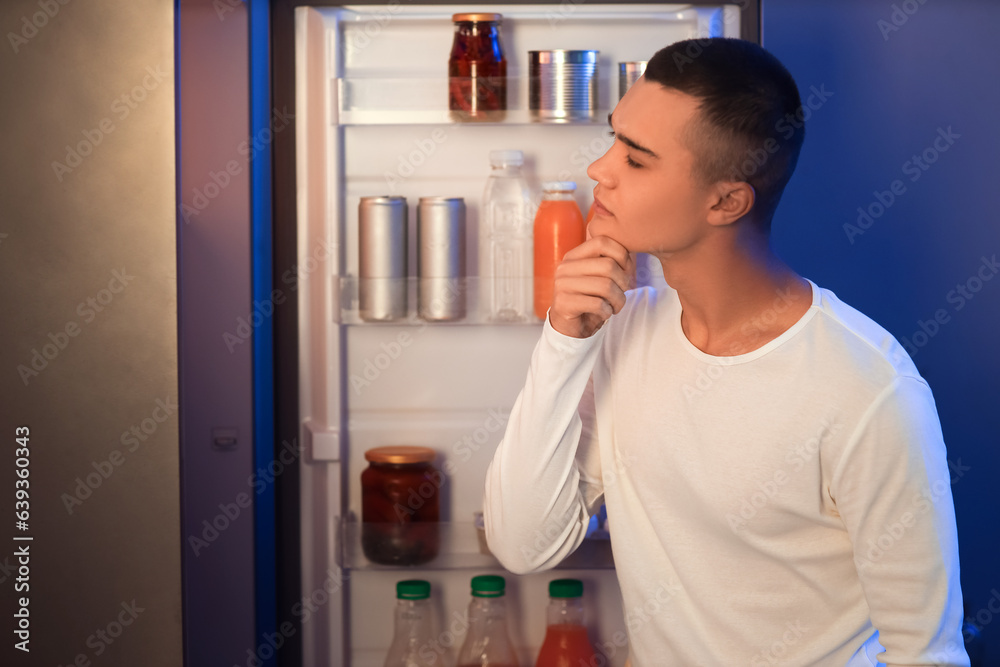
[417,197,466,321]
[358,196,407,322]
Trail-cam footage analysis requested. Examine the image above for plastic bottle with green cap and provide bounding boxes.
[456,574,519,666]
[534,579,598,666]
[384,580,449,667]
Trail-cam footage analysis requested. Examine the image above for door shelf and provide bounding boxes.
[337,76,612,127]
[340,519,615,571]
[338,275,546,326]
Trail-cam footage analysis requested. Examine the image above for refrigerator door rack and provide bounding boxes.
[340,519,615,571]
[338,77,615,126]
[338,275,543,325]
[333,4,736,125]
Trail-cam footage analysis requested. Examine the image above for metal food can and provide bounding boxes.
[417,197,466,321]
[358,196,408,322]
[528,50,599,122]
[619,61,647,98]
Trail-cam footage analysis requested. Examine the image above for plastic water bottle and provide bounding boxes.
[384,580,449,667]
[480,150,534,322]
[457,575,519,666]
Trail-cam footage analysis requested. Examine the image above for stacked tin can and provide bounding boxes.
[619,61,647,98]
[528,50,599,122]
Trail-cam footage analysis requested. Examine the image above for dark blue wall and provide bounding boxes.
[763,0,1000,661]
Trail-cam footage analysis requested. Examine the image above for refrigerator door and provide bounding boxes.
[0,0,182,665]
[293,4,742,665]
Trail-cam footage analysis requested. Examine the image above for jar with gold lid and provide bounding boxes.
[448,12,507,121]
[361,446,442,566]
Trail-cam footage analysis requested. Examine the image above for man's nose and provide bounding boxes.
[587,147,614,186]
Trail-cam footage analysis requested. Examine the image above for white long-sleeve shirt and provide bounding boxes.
[484,281,969,666]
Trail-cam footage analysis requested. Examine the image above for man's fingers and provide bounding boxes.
[555,257,632,295]
[562,235,631,272]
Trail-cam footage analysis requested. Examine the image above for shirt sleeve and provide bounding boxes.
[830,375,969,667]
[483,316,606,574]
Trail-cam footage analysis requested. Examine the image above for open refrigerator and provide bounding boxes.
[292,4,745,665]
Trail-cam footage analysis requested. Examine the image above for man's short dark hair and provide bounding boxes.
[644,38,806,224]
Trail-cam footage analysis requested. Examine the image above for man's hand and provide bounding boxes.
[548,235,634,338]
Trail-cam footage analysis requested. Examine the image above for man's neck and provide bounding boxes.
[657,231,813,357]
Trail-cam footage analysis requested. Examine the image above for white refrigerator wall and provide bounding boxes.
[295,5,738,665]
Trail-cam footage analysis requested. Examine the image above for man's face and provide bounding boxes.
[586,79,716,255]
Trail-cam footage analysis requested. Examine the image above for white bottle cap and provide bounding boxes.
[489,150,524,167]
[541,181,577,192]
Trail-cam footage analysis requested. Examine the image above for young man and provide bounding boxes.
[483,38,968,666]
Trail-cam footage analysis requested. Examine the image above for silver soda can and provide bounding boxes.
[417,197,466,321]
[619,61,647,99]
[358,196,408,322]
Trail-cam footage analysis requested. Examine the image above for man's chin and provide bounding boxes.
[586,220,626,247]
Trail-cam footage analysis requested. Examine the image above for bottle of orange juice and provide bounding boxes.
[533,182,586,320]
[534,579,599,667]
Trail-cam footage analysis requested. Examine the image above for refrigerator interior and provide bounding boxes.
[294,4,740,665]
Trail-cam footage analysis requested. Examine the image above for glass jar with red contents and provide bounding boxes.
[361,446,442,566]
[448,13,507,122]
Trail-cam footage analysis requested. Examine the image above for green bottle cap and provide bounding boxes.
[396,579,431,600]
[549,578,584,598]
[470,574,506,598]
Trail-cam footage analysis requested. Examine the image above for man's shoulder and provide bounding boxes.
[808,282,921,383]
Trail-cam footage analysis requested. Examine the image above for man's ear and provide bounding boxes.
[706,181,755,227]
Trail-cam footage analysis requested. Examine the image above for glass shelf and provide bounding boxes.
[338,275,546,326]
[337,76,612,127]
[341,519,615,571]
